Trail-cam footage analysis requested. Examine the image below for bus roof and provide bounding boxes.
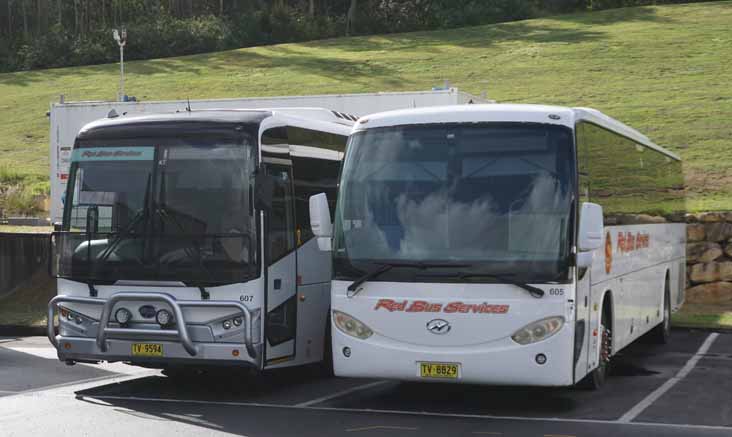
[353,104,680,161]
[78,108,353,139]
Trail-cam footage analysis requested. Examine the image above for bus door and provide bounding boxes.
[264,162,298,364]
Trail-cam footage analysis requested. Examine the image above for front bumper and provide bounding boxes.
[49,292,259,367]
[54,335,262,367]
[332,324,575,386]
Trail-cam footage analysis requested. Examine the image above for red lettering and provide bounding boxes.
[376,300,508,314]
[374,299,407,312]
[406,301,428,312]
[374,299,394,311]
[443,302,459,313]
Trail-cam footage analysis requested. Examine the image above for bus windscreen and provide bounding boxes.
[58,137,258,286]
[333,123,576,284]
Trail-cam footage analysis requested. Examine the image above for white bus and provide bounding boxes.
[309,104,686,388]
[48,108,350,374]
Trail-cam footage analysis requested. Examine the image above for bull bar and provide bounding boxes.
[48,292,256,359]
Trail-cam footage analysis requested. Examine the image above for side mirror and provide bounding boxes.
[309,193,332,251]
[254,171,274,210]
[577,202,604,268]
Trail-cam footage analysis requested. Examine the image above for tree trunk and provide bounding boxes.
[21,0,28,39]
[308,0,315,18]
[219,0,224,16]
[36,0,44,34]
[346,0,357,36]
[73,0,78,34]
[8,0,14,37]
[56,0,61,26]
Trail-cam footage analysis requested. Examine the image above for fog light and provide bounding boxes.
[156,309,173,326]
[233,317,242,327]
[114,308,132,325]
[342,347,351,358]
[535,353,547,365]
[223,320,232,330]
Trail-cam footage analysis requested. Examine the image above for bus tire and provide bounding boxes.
[650,281,671,345]
[580,309,611,390]
[319,312,334,377]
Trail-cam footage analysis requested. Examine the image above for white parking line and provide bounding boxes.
[294,380,390,407]
[77,394,732,432]
[618,332,720,423]
[346,425,417,432]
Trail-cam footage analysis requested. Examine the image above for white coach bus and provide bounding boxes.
[48,108,349,374]
[309,104,686,388]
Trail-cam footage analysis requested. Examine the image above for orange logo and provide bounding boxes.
[604,231,612,274]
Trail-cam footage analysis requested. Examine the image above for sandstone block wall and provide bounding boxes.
[686,212,732,305]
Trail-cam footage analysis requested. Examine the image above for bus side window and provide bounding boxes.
[292,156,341,244]
[266,165,296,264]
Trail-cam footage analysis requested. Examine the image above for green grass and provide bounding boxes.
[0,225,52,233]
[1,2,731,212]
[672,303,732,330]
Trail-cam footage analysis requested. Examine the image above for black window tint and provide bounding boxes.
[578,122,684,224]
[287,126,347,151]
[262,127,288,145]
[293,156,340,242]
[267,165,295,264]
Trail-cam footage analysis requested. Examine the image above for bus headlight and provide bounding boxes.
[511,316,564,345]
[333,310,373,339]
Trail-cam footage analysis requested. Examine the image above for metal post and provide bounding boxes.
[113,29,127,102]
[119,43,124,102]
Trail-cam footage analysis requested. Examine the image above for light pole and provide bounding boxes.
[113,28,127,102]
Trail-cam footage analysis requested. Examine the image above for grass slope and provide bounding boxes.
[1,2,731,212]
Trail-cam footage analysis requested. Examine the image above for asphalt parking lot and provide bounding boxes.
[0,329,730,437]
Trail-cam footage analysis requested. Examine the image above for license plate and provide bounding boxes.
[419,362,460,379]
[131,343,163,357]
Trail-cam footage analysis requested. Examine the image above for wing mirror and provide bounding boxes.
[577,202,604,269]
[309,193,332,251]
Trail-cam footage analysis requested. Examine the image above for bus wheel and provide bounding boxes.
[650,285,671,345]
[319,313,334,377]
[580,313,612,390]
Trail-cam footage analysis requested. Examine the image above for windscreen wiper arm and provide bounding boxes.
[347,262,471,297]
[458,272,544,299]
[419,271,545,299]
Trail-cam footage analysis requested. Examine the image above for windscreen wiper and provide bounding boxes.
[347,261,471,297]
[418,271,545,299]
[98,173,152,264]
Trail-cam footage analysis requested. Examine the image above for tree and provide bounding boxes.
[345,0,356,36]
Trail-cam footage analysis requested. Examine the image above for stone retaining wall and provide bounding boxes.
[686,212,732,304]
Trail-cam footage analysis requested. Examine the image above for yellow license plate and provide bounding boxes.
[419,362,460,379]
[131,343,163,357]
